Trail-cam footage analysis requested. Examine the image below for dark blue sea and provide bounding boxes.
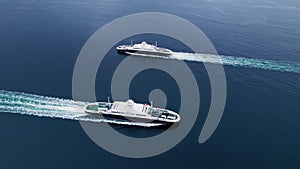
[0,0,300,168]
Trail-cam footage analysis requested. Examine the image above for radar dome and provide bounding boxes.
[126,99,134,106]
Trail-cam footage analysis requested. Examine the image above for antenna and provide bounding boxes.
[108,96,110,103]
[155,41,157,47]
[131,40,133,45]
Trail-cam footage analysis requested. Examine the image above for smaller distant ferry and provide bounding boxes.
[116,41,173,57]
[84,99,180,124]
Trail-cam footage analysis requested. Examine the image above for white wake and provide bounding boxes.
[0,90,164,127]
[133,52,300,73]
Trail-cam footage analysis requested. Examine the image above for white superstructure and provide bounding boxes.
[84,99,180,123]
[116,41,172,56]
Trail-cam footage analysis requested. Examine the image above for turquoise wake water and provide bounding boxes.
[1,54,299,126]
[150,52,300,74]
[0,90,163,127]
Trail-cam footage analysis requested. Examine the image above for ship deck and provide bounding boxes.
[111,101,151,117]
[86,105,99,111]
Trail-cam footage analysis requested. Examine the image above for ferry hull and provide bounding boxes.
[116,41,173,57]
[117,49,172,57]
[84,100,181,125]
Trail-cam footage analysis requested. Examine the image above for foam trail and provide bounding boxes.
[135,52,300,73]
[0,90,163,127]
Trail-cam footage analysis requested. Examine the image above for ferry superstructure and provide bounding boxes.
[116,41,172,56]
[84,99,180,123]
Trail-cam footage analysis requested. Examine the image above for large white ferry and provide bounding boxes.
[84,99,180,123]
[116,41,172,56]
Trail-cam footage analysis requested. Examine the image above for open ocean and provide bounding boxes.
[0,0,299,168]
